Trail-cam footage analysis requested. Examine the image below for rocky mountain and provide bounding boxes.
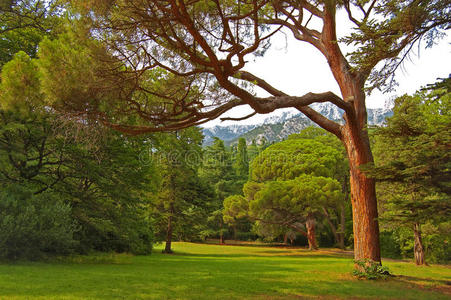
[202,123,258,145]
[202,103,392,145]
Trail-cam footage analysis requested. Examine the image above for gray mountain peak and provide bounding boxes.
[202,103,392,145]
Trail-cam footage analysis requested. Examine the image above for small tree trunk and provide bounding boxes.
[413,223,426,265]
[219,222,225,244]
[338,203,346,250]
[306,216,318,250]
[283,233,288,245]
[322,206,340,248]
[163,204,174,254]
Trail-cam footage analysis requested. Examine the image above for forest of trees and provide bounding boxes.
[0,0,449,272]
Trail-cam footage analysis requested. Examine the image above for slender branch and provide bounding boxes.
[221,112,257,122]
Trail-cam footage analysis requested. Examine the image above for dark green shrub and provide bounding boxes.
[0,185,77,260]
[352,259,390,280]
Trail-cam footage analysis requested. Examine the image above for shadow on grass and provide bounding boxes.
[394,274,451,293]
[2,254,449,300]
[166,250,350,262]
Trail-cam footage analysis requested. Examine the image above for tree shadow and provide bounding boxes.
[394,274,451,294]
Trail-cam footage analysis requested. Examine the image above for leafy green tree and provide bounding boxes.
[59,131,156,255]
[0,51,157,256]
[0,52,65,194]
[225,132,347,249]
[369,79,451,265]
[152,128,209,253]
[288,128,351,249]
[250,137,344,182]
[199,137,237,243]
[233,138,249,180]
[244,175,342,250]
[247,140,260,165]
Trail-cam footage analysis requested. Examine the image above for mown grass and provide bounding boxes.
[0,242,449,299]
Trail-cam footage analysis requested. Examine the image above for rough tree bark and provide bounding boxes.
[413,223,426,265]
[341,103,381,263]
[163,203,174,254]
[305,215,318,250]
[321,6,381,264]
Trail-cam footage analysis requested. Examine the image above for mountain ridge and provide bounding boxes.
[202,103,392,146]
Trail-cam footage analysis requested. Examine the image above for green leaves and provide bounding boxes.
[37,31,104,111]
[223,195,248,224]
[0,184,77,260]
[372,80,451,196]
[247,174,342,221]
[250,136,344,182]
[0,51,42,114]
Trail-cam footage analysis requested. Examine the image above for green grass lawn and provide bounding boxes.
[0,242,449,299]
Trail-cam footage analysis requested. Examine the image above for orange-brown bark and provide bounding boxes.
[306,216,318,251]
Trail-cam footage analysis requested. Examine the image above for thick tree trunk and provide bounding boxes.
[163,203,174,254]
[305,216,318,250]
[413,223,426,265]
[332,73,381,263]
[343,127,381,264]
[283,232,288,245]
[322,8,382,264]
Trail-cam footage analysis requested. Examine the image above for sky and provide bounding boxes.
[203,18,451,127]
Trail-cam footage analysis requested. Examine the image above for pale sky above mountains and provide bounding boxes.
[204,21,450,128]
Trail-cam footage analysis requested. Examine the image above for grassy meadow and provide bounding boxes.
[0,242,449,299]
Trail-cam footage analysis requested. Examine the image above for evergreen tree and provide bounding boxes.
[153,128,209,253]
[225,130,348,249]
[199,137,237,243]
[369,78,451,265]
[233,138,249,180]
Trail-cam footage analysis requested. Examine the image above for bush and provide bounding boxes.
[0,185,77,260]
[73,204,153,255]
[352,259,390,280]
